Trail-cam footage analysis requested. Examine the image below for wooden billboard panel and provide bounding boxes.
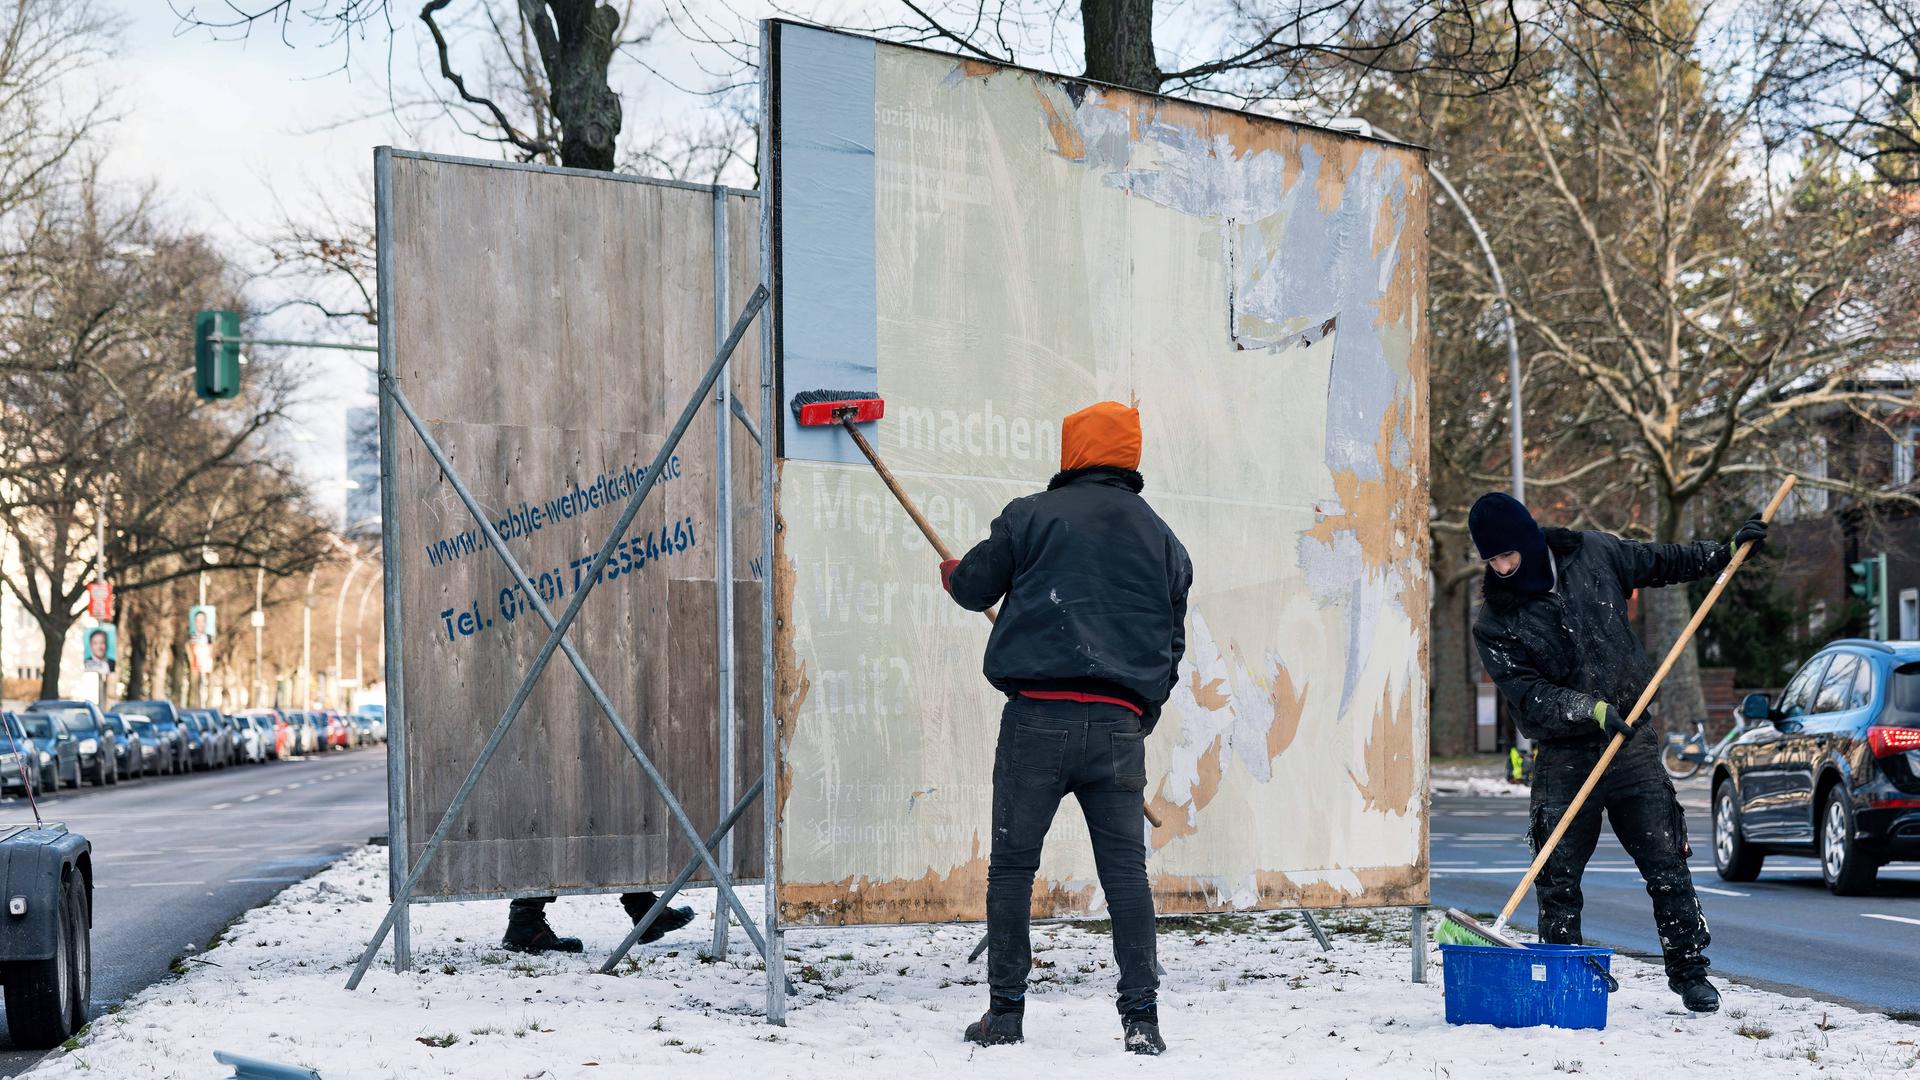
[383,152,763,898]
[768,25,1430,925]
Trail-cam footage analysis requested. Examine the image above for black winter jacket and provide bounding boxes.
[947,467,1193,731]
[1472,528,1730,746]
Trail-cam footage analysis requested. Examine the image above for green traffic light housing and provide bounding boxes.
[195,309,241,400]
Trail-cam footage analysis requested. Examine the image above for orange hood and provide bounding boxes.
[1060,401,1142,472]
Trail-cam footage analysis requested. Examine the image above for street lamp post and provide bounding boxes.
[333,555,362,710]
[353,572,378,693]
[301,564,317,710]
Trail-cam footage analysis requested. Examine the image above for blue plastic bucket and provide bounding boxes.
[1439,942,1617,1030]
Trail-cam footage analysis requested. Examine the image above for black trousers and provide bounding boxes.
[1529,733,1710,982]
[508,893,657,921]
[986,697,1157,1013]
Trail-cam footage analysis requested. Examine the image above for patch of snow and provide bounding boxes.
[30,847,1918,1078]
[1431,776,1532,798]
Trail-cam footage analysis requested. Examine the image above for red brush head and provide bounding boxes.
[793,394,885,426]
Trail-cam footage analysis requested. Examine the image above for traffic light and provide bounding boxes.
[1848,553,1887,639]
[194,309,241,400]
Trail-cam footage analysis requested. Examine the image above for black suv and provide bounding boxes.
[1712,639,1920,894]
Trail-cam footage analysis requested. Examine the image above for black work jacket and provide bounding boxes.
[1472,528,1730,746]
[947,467,1192,731]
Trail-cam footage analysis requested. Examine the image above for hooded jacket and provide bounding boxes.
[1472,528,1730,745]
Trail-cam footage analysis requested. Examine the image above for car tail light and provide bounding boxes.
[1866,726,1920,757]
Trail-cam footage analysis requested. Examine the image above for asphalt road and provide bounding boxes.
[0,746,387,1074]
[1432,780,1920,1017]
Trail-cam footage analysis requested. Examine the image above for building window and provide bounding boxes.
[1896,426,1918,489]
[1809,599,1828,638]
[1902,588,1919,641]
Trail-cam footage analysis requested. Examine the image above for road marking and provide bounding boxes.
[210,803,232,810]
[123,880,205,888]
[1694,886,1748,897]
[286,782,303,790]
[1863,913,1920,927]
[227,877,302,884]
[241,794,260,802]
[266,788,283,795]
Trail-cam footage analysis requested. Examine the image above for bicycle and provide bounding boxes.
[1661,711,1752,781]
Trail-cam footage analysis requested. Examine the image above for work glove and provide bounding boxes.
[1594,701,1640,742]
[1729,514,1768,555]
[939,559,960,593]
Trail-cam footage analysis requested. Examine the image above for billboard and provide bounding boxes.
[767,23,1430,924]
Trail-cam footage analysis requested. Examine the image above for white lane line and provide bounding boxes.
[1863,913,1920,927]
[121,880,205,888]
[210,803,232,810]
[286,783,303,790]
[240,794,260,803]
[1694,886,1749,897]
[227,877,302,884]
[266,788,283,795]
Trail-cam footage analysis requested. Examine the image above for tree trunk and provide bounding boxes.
[1643,500,1707,736]
[545,2,623,171]
[123,598,148,699]
[1081,0,1161,92]
[36,613,72,701]
[1430,528,1478,757]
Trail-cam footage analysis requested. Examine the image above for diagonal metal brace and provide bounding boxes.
[347,285,769,990]
[600,777,763,973]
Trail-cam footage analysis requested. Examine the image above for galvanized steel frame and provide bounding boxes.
[363,148,776,998]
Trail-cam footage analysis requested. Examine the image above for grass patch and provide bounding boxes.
[416,1033,459,1048]
[1735,1021,1772,1040]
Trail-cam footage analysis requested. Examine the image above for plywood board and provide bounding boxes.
[382,152,765,897]
[768,26,1430,924]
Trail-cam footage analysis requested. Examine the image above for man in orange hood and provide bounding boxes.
[942,400,1191,1055]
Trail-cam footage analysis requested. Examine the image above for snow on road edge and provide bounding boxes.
[26,846,1920,1079]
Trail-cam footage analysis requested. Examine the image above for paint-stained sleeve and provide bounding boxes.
[1473,619,1599,742]
[1163,539,1193,703]
[1605,532,1731,591]
[947,500,1021,612]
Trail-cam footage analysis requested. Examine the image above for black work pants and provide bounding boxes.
[985,697,1157,1013]
[1529,732,1710,983]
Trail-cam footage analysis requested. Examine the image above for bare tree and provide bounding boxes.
[0,170,334,697]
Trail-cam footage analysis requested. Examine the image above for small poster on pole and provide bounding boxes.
[86,581,113,621]
[81,624,117,674]
[187,605,217,643]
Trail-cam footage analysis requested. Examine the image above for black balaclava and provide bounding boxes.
[1469,492,1554,596]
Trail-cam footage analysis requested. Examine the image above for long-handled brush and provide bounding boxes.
[1435,474,1797,950]
[792,389,1165,832]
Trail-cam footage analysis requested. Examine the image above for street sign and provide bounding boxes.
[249,610,265,628]
[86,581,113,620]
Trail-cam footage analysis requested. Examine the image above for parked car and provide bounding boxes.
[9,711,80,791]
[300,712,327,755]
[101,713,143,781]
[29,702,116,787]
[322,711,352,750]
[1714,638,1920,895]
[190,710,232,769]
[123,717,168,776]
[226,711,264,764]
[240,709,289,759]
[354,704,387,743]
[0,711,42,798]
[111,702,190,776]
[349,714,378,745]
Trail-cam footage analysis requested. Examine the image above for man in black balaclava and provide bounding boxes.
[1469,492,1767,1014]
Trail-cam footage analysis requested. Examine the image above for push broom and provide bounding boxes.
[792,389,1164,830]
[1435,474,1796,950]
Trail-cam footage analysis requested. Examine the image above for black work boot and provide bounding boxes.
[963,996,1025,1046]
[1672,976,1720,1014]
[501,907,583,954]
[620,892,696,943]
[1121,1003,1165,1055]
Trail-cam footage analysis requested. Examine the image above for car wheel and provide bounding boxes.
[1821,787,1879,896]
[1,873,81,1048]
[1714,782,1764,882]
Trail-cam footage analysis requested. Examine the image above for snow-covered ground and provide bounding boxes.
[28,847,1920,1079]
[1429,775,1531,798]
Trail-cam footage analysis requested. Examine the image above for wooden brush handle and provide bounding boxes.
[1496,474,1797,926]
[840,417,998,624]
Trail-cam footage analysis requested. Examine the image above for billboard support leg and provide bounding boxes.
[373,146,411,974]
[602,778,764,972]
[1411,906,1428,983]
[1302,910,1333,952]
[346,286,768,991]
[709,185,737,961]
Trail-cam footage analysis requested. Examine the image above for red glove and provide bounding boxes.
[939,559,960,593]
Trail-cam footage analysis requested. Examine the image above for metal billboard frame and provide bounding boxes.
[359,148,783,997]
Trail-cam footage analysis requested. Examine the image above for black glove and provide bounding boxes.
[1730,514,1767,554]
[1594,701,1641,742]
